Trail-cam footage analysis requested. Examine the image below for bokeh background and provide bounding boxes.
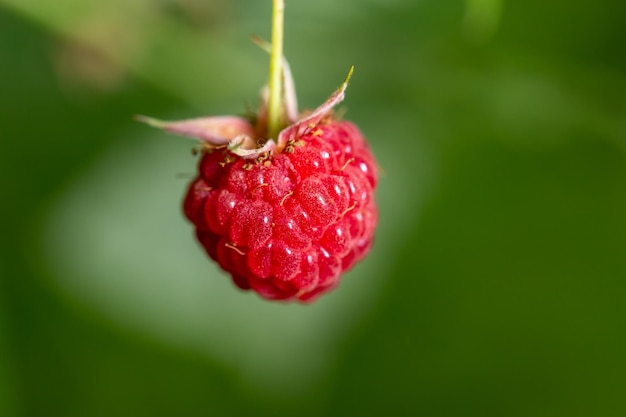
[2,0,626,416]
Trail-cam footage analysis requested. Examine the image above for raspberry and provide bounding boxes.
[138,3,378,302]
[183,120,377,302]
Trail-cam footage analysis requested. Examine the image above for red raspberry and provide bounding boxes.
[138,28,378,301]
[183,119,377,302]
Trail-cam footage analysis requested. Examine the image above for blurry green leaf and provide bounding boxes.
[0,0,260,107]
[0,292,17,417]
[464,0,502,42]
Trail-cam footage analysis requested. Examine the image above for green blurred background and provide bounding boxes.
[2,0,626,416]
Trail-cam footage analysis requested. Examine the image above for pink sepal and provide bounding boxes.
[135,115,255,145]
[277,66,353,148]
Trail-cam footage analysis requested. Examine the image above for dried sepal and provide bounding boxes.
[277,66,354,149]
[228,136,277,159]
[137,65,354,159]
[135,115,255,145]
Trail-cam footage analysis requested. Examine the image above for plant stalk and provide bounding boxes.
[267,0,285,140]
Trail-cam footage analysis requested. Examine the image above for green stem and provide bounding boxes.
[267,0,285,140]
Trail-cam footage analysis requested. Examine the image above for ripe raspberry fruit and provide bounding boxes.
[138,2,378,302]
[186,120,376,302]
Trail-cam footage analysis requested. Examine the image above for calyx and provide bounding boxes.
[137,64,354,159]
